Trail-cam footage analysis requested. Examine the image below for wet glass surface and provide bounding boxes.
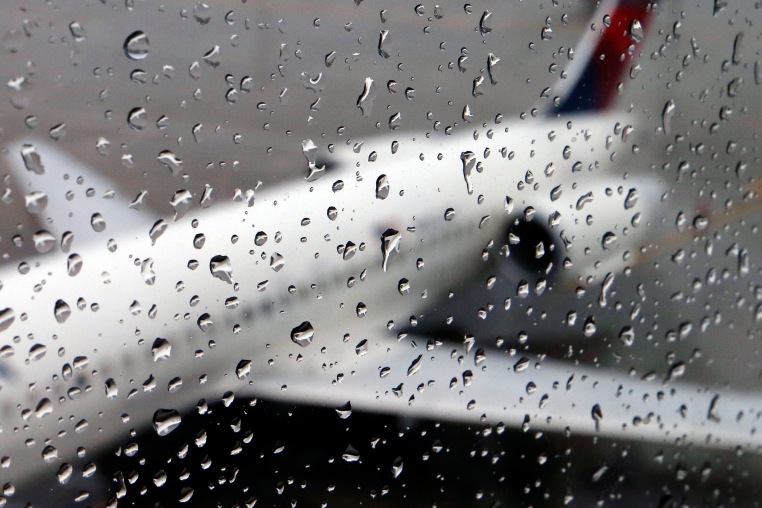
[1,1,762,506]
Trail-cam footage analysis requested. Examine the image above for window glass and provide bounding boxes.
[1,0,762,506]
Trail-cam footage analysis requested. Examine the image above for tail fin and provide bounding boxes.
[554,0,653,114]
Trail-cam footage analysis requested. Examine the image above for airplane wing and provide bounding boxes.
[240,334,762,452]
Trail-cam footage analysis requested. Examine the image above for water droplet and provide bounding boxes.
[727,77,742,98]
[170,189,193,220]
[624,188,638,209]
[95,136,111,155]
[592,465,608,483]
[225,88,238,104]
[601,232,617,251]
[127,107,148,130]
[129,190,148,210]
[124,31,150,60]
[202,45,221,67]
[233,188,256,207]
[619,326,634,346]
[342,241,357,260]
[54,299,71,324]
[357,77,376,117]
[336,401,352,419]
[662,100,676,135]
[29,344,48,362]
[104,378,118,399]
[42,446,58,463]
[392,456,404,478]
[473,75,486,97]
[628,19,644,43]
[598,272,614,307]
[591,403,603,431]
[69,21,87,41]
[479,11,492,34]
[381,229,401,272]
[302,139,326,182]
[461,151,476,194]
[57,464,73,484]
[188,61,202,80]
[732,32,744,64]
[210,255,233,284]
[375,174,389,199]
[584,316,597,337]
[667,362,686,381]
[153,408,182,436]
[236,359,252,379]
[693,215,708,231]
[197,313,213,331]
[90,213,106,232]
[270,252,285,272]
[378,30,391,58]
[513,357,529,373]
[254,231,267,246]
[151,338,171,361]
[179,487,194,503]
[34,398,52,418]
[130,69,148,84]
[24,191,47,213]
[0,308,15,332]
[575,192,593,210]
[290,321,315,347]
[487,53,500,84]
[200,186,213,208]
[158,150,183,175]
[739,248,750,276]
[193,2,211,24]
[325,51,337,67]
[342,445,360,462]
[407,355,423,376]
[21,144,44,174]
[388,112,401,130]
[301,70,327,94]
[149,220,168,245]
[32,230,56,253]
[141,258,156,285]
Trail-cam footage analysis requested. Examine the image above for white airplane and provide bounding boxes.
[1,0,761,505]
